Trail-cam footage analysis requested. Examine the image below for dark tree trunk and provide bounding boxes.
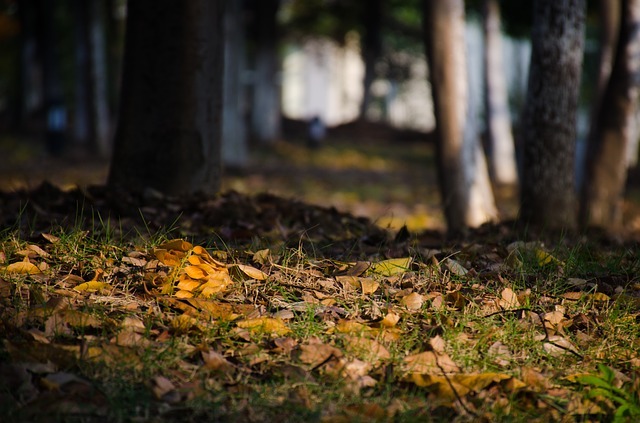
[359,0,382,119]
[108,1,225,196]
[519,0,585,230]
[580,0,640,229]
[423,0,497,234]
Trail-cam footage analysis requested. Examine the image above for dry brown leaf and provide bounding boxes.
[201,349,234,372]
[538,335,580,357]
[487,341,512,367]
[230,263,268,281]
[401,292,424,310]
[342,335,390,363]
[442,258,468,276]
[500,287,520,308]
[428,335,447,354]
[544,310,565,325]
[299,343,342,366]
[403,350,460,374]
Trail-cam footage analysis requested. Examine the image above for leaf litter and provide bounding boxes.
[0,184,639,421]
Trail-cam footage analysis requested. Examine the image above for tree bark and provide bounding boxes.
[483,0,518,186]
[519,0,585,230]
[580,0,640,229]
[423,0,498,234]
[108,0,224,196]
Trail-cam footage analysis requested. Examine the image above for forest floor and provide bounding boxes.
[1,123,640,421]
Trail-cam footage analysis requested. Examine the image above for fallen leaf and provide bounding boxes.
[368,257,412,277]
[359,278,379,295]
[230,263,268,281]
[500,287,520,308]
[5,258,41,275]
[74,281,112,293]
[403,350,460,374]
[236,317,291,336]
[401,292,424,310]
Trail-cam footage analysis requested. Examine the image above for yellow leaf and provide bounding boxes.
[588,292,610,302]
[176,277,201,292]
[368,257,412,276]
[158,239,193,252]
[74,281,111,292]
[154,249,184,267]
[535,249,560,266]
[184,265,207,280]
[237,317,291,336]
[5,259,41,275]
[171,314,196,333]
[175,290,194,298]
[380,311,400,328]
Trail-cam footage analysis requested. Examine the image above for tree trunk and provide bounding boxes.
[108,1,224,196]
[423,0,498,234]
[73,0,91,146]
[519,0,585,230]
[580,0,640,229]
[359,0,382,119]
[88,0,111,157]
[482,0,518,186]
[222,0,248,169]
[250,0,281,144]
[36,0,67,155]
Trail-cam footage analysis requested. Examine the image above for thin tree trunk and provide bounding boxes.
[483,0,517,186]
[37,0,67,155]
[580,0,640,229]
[519,0,585,230]
[423,0,497,234]
[88,0,111,157]
[251,0,281,144]
[222,0,248,169]
[73,0,91,146]
[359,0,382,119]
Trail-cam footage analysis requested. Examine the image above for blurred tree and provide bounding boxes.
[72,0,110,157]
[36,0,67,155]
[482,0,517,186]
[423,0,497,234]
[108,1,224,195]
[248,0,281,144]
[359,0,382,119]
[519,0,585,230]
[580,0,640,229]
[222,0,248,169]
